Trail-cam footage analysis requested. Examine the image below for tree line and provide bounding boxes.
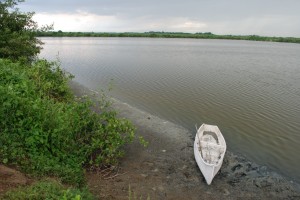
[37,31,300,44]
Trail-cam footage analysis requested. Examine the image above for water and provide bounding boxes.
[39,37,300,182]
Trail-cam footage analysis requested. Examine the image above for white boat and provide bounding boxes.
[194,123,226,185]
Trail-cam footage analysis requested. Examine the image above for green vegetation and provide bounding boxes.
[1,179,94,200]
[0,0,52,63]
[0,1,142,198]
[37,31,300,44]
[0,59,135,185]
[0,0,135,189]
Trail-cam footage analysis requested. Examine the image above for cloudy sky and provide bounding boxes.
[19,0,300,37]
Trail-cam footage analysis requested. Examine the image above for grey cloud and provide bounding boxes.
[20,0,300,36]
[21,0,300,18]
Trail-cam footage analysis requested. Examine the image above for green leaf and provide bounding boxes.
[3,158,8,164]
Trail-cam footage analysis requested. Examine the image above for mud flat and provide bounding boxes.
[70,81,300,200]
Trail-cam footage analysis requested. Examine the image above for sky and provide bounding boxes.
[19,0,300,37]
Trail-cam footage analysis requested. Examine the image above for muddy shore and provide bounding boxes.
[70,81,300,200]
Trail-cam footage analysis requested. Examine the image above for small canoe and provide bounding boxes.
[194,123,226,185]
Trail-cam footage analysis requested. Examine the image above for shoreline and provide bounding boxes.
[70,81,300,199]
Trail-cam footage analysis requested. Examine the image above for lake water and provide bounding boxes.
[40,37,300,183]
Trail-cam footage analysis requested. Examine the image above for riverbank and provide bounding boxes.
[70,81,300,200]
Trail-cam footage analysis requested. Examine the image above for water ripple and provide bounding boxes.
[40,37,300,183]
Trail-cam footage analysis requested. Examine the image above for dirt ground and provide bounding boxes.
[71,82,300,200]
[0,165,31,194]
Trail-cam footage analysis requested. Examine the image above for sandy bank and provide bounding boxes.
[70,81,300,200]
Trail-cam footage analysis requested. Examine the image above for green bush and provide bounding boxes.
[0,0,53,63]
[1,179,95,200]
[0,59,136,184]
[28,59,74,101]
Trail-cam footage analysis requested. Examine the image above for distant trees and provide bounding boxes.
[0,0,52,62]
[35,31,300,44]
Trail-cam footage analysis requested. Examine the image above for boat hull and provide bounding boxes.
[194,124,226,185]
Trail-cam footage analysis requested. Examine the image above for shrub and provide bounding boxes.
[0,59,136,184]
[0,0,52,62]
